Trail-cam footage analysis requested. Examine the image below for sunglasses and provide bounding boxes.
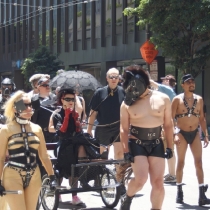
[40,84,49,87]
[24,103,32,108]
[62,98,75,102]
[108,75,119,80]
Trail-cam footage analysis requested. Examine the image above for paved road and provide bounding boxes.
[52,141,210,210]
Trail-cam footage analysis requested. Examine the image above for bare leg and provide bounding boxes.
[167,153,176,176]
[113,142,124,160]
[175,133,188,183]
[189,133,203,184]
[149,156,165,209]
[78,146,86,158]
[127,156,149,196]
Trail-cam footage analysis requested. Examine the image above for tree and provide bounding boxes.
[21,46,63,89]
[124,0,210,77]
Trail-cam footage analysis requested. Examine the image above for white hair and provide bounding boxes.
[106,68,119,77]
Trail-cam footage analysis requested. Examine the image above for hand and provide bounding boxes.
[124,152,134,163]
[174,134,180,146]
[64,108,72,117]
[203,136,209,148]
[165,148,173,159]
[0,181,5,196]
[49,175,58,190]
[87,130,93,137]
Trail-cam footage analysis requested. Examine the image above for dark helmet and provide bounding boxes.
[1,78,16,99]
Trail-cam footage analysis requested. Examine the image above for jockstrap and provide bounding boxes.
[130,125,162,153]
[176,94,200,118]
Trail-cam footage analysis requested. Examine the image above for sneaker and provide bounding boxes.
[164,174,170,179]
[164,175,176,183]
[72,195,83,205]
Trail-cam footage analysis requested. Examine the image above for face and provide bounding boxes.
[107,73,119,88]
[162,79,169,86]
[61,93,75,109]
[18,98,33,119]
[2,85,13,98]
[182,79,195,92]
[38,81,50,95]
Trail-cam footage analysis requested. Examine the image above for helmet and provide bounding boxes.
[1,77,16,99]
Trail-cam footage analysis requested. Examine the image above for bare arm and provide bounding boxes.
[38,128,54,176]
[120,102,130,153]
[0,127,8,180]
[199,98,209,148]
[149,79,159,89]
[48,114,56,133]
[163,97,174,149]
[81,97,87,121]
[87,109,98,136]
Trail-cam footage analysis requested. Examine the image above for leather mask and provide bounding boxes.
[124,74,147,106]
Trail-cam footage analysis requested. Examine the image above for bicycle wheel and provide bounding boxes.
[39,174,59,210]
[100,169,121,208]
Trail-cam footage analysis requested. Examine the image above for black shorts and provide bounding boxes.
[95,122,120,146]
[129,139,165,158]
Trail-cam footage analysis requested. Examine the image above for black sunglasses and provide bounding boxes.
[24,103,32,108]
[108,75,119,80]
[40,84,49,87]
[62,98,75,102]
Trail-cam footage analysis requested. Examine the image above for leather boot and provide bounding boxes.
[176,185,183,203]
[198,185,210,206]
[119,194,134,210]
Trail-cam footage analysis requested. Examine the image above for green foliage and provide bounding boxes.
[77,11,82,17]
[123,0,210,77]
[21,46,63,89]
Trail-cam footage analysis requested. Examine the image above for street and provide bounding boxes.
[54,140,210,210]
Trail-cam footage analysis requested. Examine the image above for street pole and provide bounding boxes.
[146,24,150,72]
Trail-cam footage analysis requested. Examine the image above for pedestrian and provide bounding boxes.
[120,65,173,210]
[0,90,57,210]
[87,67,125,192]
[31,76,56,143]
[171,74,210,206]
[48,88,85,205]
[28,74,50,98]
[150,74,177,183]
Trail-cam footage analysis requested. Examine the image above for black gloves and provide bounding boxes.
[0,180,5,196]
[124,152,134,163]
[49,175,58,190]
[165,148,173,159]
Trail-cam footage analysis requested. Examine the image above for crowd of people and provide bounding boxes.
[0,66,209,210]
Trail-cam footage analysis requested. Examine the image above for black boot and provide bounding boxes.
[119,194,134,210]
[198,185,210,206]
[176,185,183,203]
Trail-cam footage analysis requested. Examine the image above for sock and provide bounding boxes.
[199,183,204,187]
[176,183,182,186]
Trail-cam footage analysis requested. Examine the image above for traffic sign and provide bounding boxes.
[140,40,158,64]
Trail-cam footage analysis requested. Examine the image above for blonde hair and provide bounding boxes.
[4,90,30,123]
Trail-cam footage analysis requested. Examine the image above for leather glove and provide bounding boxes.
[49,175,58,190]
[165,148,173,159]
[59,108,72,133]
[0,180,5,196]
[124,152,134,163]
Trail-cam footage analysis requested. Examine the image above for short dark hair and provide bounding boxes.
[57,88,75,105]
[122,65,150,89]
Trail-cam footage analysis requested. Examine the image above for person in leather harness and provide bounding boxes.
[171,74,210,206]
[0,91,57,210]
[120,65,173,210]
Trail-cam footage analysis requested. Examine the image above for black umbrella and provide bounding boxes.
[50,70,102,91]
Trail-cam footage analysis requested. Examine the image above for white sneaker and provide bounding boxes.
[164,175,176,183]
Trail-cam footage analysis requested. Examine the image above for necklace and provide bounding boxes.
[184,95,194,100]
[109,87,118,96]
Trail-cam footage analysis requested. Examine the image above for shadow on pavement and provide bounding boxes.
[176,203,210,209]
